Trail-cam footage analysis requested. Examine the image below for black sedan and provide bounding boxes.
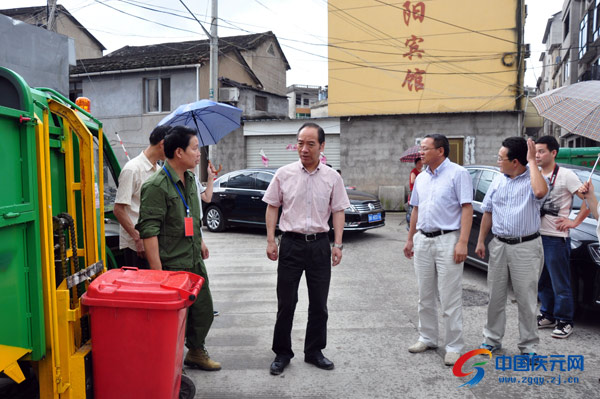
[465,164,600,312]
[202,168,385,233]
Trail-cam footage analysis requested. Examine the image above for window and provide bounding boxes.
[223,171,255,189]
[468,169,480,199]
[255,172,273,191]
[475,170,498,202]
[144,77,170,113]
[580,14,588,59]
[255,95,267,111]
[69,80,83,102]
[303,98,309,106]
[267,43,275,56]
[563,56,570,82]
[579,9,595,59]
[595,0,600,41]
[295,96,301,105]
[564,12,570,39]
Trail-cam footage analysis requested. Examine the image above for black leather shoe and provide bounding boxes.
[304,355,334,370]
[270,356,290,375]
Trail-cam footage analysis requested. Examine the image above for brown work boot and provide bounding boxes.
[184,347,222,371]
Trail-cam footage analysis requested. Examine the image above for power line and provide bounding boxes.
[326,1,515,89]
[75,1,536,91]
[92,0,199,34]
[177,0,211,38]
[329,0,519,45]
[84,1,520,78]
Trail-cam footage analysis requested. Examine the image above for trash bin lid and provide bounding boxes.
[81,267,202,310]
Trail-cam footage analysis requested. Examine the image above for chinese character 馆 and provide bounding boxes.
[402,68,426,92]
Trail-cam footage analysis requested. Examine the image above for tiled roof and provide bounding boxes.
[71,31,289,75]
[0,5,105,50]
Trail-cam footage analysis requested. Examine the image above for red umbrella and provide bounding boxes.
[399,145,421,163]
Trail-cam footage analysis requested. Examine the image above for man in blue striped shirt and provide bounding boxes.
[475,137,548,357]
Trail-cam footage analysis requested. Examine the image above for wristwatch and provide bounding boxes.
[332,243,343,250]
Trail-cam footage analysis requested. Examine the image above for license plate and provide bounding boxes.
[368,213,382,223]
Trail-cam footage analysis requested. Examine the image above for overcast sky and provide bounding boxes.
[5,0,565,88]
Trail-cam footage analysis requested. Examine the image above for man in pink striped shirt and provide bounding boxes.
[263,122,350,376]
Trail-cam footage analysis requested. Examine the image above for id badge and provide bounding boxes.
[184,217,194,236]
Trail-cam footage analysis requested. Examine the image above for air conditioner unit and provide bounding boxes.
[219,87,239,102]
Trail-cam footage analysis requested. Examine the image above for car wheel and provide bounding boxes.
[205,206,225,232]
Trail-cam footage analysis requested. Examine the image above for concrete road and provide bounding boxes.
[187,213,600,399]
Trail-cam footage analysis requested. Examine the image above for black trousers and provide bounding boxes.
[272,234,331,359]
[122,248,149,269]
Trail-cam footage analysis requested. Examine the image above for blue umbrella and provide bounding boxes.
[158,99,242,147]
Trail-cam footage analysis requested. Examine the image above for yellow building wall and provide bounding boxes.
[328,0,523,116]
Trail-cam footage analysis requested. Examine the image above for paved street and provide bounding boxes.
[187,213,600,399]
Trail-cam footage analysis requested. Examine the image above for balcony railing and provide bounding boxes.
[581,64,600,81]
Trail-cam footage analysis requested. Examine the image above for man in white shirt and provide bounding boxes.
[113,125,168,268]
[403,134,473,367]
[535,136,589,339]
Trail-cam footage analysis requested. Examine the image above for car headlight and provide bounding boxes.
[571,238,583,250]
[587,242,600,265]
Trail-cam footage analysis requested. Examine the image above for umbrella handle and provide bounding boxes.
[208,160,222,175]
[588,154,600,182]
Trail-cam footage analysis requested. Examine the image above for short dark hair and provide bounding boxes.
[414,157,421,165]
[164,126,196,159]
[502,136,528,166]
[297,122,325,144]
[424,134,450,157]
[149,125,171,145]
[535,135,559,156]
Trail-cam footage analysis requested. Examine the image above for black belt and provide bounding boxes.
[419,229,457,238]
[282,231,328,242]
[495,232,540,245]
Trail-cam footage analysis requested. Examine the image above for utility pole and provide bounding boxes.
[178,0,218,100]
[47,0,57,32]
[178,0,219,180]
[207,0,219,170]
[209,0,218,101]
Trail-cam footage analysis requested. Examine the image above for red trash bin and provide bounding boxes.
[81,267,204,399]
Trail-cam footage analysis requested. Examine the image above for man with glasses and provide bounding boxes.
[475,137,548,358]
[403,134,473,366]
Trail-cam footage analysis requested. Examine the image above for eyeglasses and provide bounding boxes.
[419,147,438,152]
[497,156,510,162]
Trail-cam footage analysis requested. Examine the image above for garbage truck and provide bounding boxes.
[0,67,195,398]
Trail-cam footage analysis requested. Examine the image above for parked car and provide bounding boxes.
[465,164,600,312]
[202,168,385,233]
